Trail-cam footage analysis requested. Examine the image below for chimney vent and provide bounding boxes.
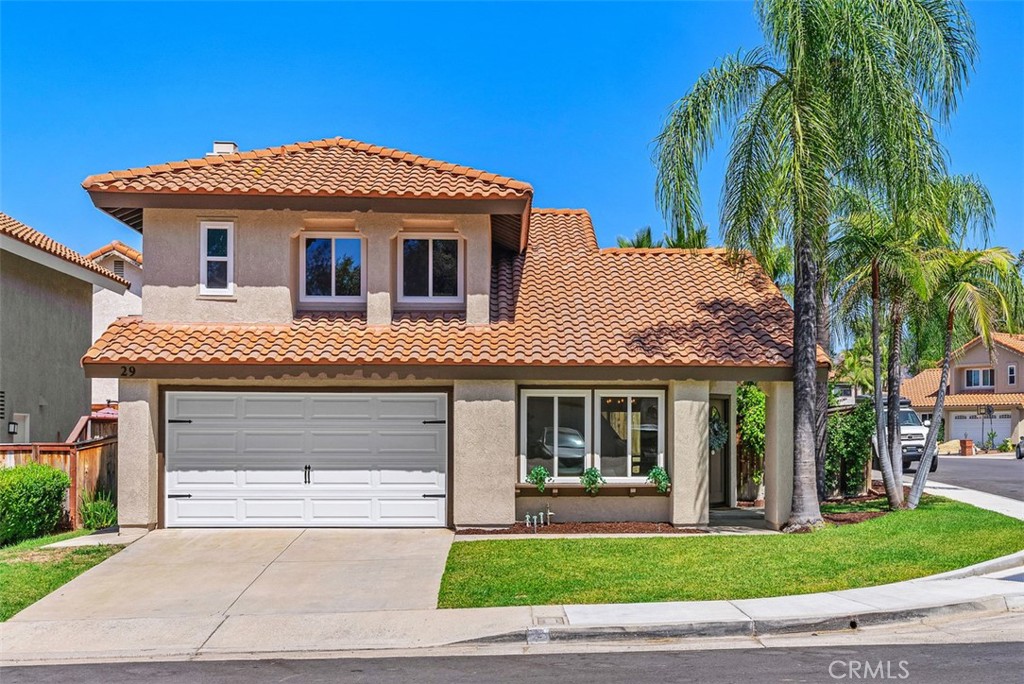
[209,141,238,157]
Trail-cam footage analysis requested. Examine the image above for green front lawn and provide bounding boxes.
[0,531,121,621]
[438,497,1024,608]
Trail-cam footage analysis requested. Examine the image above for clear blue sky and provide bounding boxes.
[2,1,1021,255]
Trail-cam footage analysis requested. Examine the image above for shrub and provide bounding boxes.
[526,466,551,493]
[80,489,118,530]
[998,439,1014,453]
[579,467,606,495]
[825,401,875,497]
[0,463,70,545]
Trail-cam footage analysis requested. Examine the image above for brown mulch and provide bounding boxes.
[457,521,708,535]
[822,511,888,526]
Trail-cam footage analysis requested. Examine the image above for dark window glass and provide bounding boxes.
[206,228,228,257]
[334,239,362,297]
[305,238,332,296]
[632,396,660,476]
[557,396,586,476]
[599,396,629,476]
[206,261,228,290]
[403,239,429,297]
[525,396,555,476]
[432,239,459,297]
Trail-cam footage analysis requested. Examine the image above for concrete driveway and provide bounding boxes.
[11,528,454,621]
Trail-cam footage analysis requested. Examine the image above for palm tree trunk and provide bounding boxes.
[907,309,955,508]
[886,305,905,482]
[788,231,824,528]
[815,283,831,501]
[872,262,903,507]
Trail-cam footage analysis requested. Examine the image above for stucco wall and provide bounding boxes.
[91,256,142,404]
[141,209,492,325]
[0,251,92,443]
[668,380,710,525]
[516,496,670,523]
[452,379,517,527]
[117,378,160,528]
[952,343,1024,394]
[762,381,794,530]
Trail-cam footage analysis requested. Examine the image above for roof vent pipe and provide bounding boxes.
[209,141,238,156]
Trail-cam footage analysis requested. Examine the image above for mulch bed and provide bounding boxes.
[822,511,888,526]
[457,521,708,535]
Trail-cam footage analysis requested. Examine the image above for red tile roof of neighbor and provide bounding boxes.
[86,240,143,265]
[82,137,533,201]
[0,212,130,287]
[901,366,1024,409]
[958,332,1024,358]
[84,209,826,369]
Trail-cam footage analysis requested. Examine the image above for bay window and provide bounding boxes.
[519,389,665,482]
[299,234,366,303]
[398,235,463,303]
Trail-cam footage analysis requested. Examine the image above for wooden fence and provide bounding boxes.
[1,436,117,529]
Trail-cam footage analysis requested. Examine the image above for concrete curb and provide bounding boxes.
[918,550,1024,582]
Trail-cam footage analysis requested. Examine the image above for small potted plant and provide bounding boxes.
[646,466,671,494]
[580,467,606,495]
[526,465,552,493]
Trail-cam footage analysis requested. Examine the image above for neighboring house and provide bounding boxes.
[0,213,128,444]
[86,241,143,406]
[831,381,860,407]
[82,136,823,532]
[902,333,1024,447]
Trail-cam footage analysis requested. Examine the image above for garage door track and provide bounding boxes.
[11,528,455,621]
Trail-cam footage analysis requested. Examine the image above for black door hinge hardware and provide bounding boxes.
[422,420,446,424]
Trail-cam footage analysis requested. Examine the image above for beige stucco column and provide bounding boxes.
[762,381,794,530]
[117,378,160,530]
[360,217,400,326]
[452,379,516,527]
[459,215,491,325]
[669,379,710,526]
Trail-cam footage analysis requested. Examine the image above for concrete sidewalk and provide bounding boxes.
[914,476,1024,521]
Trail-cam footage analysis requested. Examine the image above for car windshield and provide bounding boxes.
[900,410,923,427]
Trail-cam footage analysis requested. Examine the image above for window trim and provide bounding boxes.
[964,367,995,389]
[396,234,465,304]
[593,390,666,481]
[199,221,234,296]
[1009,364,1017,387]
[519,389,592,482]
[298,232,367,304]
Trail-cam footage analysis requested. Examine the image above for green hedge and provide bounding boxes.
[0,464,71,545]
[825,401,875,497]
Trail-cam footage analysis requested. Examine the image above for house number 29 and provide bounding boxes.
[120,366,136,377]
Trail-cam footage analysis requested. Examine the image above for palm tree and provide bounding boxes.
[908,247,1016,507]
[834,337,873,395]
[655,0,976,529]
[617,226,664,248]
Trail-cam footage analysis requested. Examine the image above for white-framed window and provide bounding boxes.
[594,391,665,479]
[965,368,995,389]
[397,234,464,303]
[1009,364,1017,386]
[520,390,591,480]
[199,221,234,295]
[920,413,933,423]
[298,233,366,303]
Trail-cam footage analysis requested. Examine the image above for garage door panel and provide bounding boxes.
[165,391,447,527]
[948,411,1012,443]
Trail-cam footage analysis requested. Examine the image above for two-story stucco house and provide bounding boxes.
[902,333,1024,448]
[82,137,818,532]
[86,241,143,407]
[1,213,128,443]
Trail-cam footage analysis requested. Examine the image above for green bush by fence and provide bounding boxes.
[825,401,876,496]
[0,463,71,545]
[80,489,118,530]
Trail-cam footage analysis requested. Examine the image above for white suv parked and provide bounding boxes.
[871,406,937,473]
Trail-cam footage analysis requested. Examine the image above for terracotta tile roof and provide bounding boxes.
[940,393,1024,408]
[1,212,129,287]
[83,137,532,201]
[86,240,143,265]
[901,368,943,409]
[86,209,822,369]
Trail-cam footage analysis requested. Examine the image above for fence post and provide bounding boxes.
[69,446,79,529]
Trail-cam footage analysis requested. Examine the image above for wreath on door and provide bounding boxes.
[709,406,728,453]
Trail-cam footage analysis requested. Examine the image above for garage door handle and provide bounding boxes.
[421,494,446,498]
[422,420,446,424]
[168,419,192,424]
[167,494,192,499]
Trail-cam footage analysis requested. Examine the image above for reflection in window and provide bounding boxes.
[524,394,587,477]
[303,237,363,300]
[400,237,461,300]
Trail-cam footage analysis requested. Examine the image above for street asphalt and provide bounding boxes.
[918,456,1024,501]
[4,642,1022,684]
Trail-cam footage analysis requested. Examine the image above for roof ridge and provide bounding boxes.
[531,208,590,215]
[600,247,733,255]
[83,136,533,193]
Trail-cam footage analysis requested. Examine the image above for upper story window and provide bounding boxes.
[1009,364,1017,386]
[299,234,366,303]
[398,235,463,303]
[964,368,995,389]
[199,221,234,295]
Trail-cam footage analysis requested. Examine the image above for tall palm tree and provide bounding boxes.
[908,247,1016,507]
[617,226,664,248]
[654,0,976,529]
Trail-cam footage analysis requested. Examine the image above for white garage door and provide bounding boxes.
[948,410,1013,445]
[165,392,447,527]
